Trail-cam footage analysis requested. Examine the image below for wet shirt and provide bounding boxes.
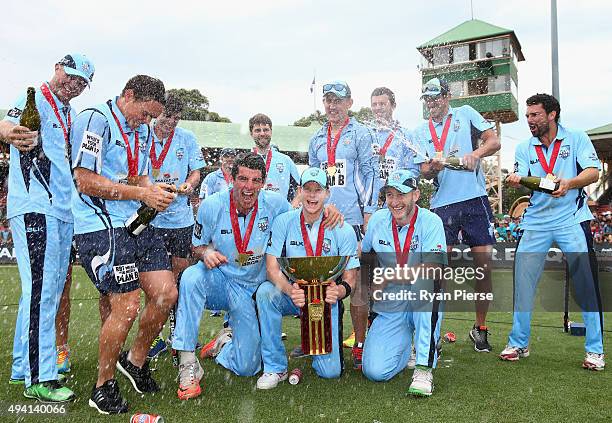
[193,189,291,285]
[267,208,360,270]
[198,169,231,199]
[514,124,600,230]
[309,117,378,224]
[413,105,493,208]
[71,98,153,234]
[255,149,300,202]
[150,126,205,229]
[4,84,75,222]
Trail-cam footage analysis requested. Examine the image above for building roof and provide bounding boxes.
[418,19,525,61]
[587,123,612,137]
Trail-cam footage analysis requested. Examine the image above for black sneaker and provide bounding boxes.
[469,325,492,352]
[116,351,159,394]
[89,379,128,414]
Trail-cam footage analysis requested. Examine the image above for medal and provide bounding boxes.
[236,252,252,266]
[150,128,175,181]
[152,168,160,179]
[327,165,336,176]
[545,173,556,180]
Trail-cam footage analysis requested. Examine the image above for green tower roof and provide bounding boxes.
[587,123,612,136]
[418,19,524,61]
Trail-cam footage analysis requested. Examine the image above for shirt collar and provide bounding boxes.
[303,209,325,230]
[430,107,453,127]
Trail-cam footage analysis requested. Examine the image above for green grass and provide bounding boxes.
[0,265,610,422]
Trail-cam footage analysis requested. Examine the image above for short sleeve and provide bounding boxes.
[338,225,360,270]
[3,92,27,125]
[193,196,218,246]
[71,110,108,174]
[267,212,289,257]
[576,132,601,171]
[187,132,205,171]
[513,143,530,177]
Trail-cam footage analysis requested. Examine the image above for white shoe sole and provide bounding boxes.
[116,360,143,394]
[89,399,111,414]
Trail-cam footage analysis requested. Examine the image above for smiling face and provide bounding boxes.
[371,94,395,123]
[49,64,88,103]
[526,103,556,139]
[232,166,265,212]
[155,112,180,139]
[251,123,272,151]
[323,93,352,126]
[300,181,328,216]
[423,94,450,122]
[121,89,165,129]
[385,187,420,224]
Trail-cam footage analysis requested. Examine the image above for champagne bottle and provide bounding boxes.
[443,156,470,171]
[19,87,41,146]
[124,204,158,237]
[517,176,559,195]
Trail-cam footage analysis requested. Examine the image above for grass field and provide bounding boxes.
[0,265,610,422]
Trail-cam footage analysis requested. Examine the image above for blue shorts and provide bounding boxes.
[75,226,171,294]
[153,225,193,258]
[432,196,495,247]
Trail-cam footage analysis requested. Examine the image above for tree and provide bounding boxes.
[416,180,435,209]
[167,88,232,123]
[293,107,374,127]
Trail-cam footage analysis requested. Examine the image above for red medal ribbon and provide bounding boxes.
[222,170,232,185]
[300,212,326,256]
[150,128,175,173]
[326,118,350,167]
[253,147,273,175]
[109,105,139,177]
[391,206,419,266]
[40,83,71,144]
[229,189,258,254]
[428,114,453,153]
[379,131,395,157]
[534,140,561,175]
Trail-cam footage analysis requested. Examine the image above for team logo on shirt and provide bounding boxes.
[379,239,391,246]
[7,107,22,118]
[139,141,147,152]
[276,163,284,173]
[454,120,460,131]
[176,148,185,160]
[430,244,443,252]
[258,217,269,232]
[322,238,331,254]
[410,235,419,251]
[371,143,381,155]
[449,144,459,156]
[559,145,570,159]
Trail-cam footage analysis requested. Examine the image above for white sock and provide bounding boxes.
[180,351,196,365]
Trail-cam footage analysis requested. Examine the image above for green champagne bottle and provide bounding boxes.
[19,87,41,145]
[517,176,559,194]
[443,156,470,171]
[124,203,158,237]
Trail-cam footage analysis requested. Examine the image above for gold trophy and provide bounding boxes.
[278,256,349,355]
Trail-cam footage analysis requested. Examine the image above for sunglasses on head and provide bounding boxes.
[323,83,348,94]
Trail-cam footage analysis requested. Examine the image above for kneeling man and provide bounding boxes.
[361,170,446,397]
[256,167,359,389]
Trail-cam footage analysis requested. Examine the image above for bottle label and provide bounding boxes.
[538,178,556,191]
[124,212,139,228]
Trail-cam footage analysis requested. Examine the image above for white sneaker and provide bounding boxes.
[212,327,233,357]
[407,346,416,370]
[582,352,605,371]
[408,367,433,397]
[256,371,288,390]
[177,359,204,400]
[499,345,529,361]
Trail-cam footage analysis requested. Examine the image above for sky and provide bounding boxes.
[1,0,611,169]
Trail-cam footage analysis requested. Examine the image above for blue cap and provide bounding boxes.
[300,167,328,189]
[384,169,419,194]
[322,80,351,99]
[421,77,449,98]
[58,54,95,85]
[220,147,236,157]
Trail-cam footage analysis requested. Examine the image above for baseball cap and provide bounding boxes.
[421,77,449,99]
[300,167,328,189]
[220,148,236,157]
[323,80,351,99]
[58,54,95,85]
[384,169,419,194]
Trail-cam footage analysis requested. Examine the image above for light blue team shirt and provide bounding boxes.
[4,84,76,222]
[370,123,419,181]
[70,98,153,234]
[413,105,494,208]
[255,149,300,202]
[198,169,231,199]
[362,207,447,268]
[309,117,378,225]
[150,126,205,229]
[514,124,600,230]
[193,189,291,285]
[267,208,360,270]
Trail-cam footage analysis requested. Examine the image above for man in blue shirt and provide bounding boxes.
[361,169,446,396]
[173,152,291,400]
[71,75,177,414]
[501,93,604,371]
[148,93,205,358]
[198,147,235,201]
[0,53,95,403]
[249,113,300,204]
[414,78,500,353]
[256,167,359,389]
[309,80,377,368]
